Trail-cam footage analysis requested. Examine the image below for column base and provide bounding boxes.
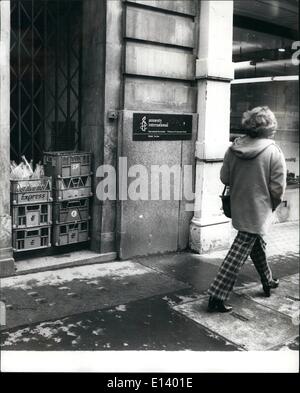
[189,219,231,254]
[0,257,15,277]
[0,215,15,277]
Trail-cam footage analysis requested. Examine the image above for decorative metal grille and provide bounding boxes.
[10,0,82,163]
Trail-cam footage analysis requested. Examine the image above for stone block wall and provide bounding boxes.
[117,0,198,259]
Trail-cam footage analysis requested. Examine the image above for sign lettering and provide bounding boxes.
[133,113,193,141]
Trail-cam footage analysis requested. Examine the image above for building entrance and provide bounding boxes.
[9,0,91,260]
[10,0,82,162]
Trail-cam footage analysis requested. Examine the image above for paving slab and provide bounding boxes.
[237,274,300,319]
[0,261,189,331]
[273,336,299,351]
[173,293,298,351]
[0,296,237,351]
[238,254,299,282]
[200,221,299,260]
[137,252,256,292]
[264,221,299,257]
[282,273,300,285]
[137,253,220,292]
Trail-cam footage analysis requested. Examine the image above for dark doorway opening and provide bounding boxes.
[10,0,90,262]
[10,0,83,163]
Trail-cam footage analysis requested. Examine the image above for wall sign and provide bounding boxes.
[133,113,193,141]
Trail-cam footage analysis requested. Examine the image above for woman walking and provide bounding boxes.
[207,106,287,313]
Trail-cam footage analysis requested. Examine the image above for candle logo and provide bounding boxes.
[140,116,148,132]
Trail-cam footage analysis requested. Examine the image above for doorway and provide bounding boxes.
[10,0,83,162]
[10,0,90,261]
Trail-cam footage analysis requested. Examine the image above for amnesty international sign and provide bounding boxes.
[133,113,193,141]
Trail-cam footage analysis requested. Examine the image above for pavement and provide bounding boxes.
[0,221,299,352]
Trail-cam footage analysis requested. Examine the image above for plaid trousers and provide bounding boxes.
[208,231,273,301]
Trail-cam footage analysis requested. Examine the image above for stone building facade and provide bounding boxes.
[0,0,298,276]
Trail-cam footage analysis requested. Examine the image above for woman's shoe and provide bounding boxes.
[262,278,279,297]
[207,296,233,313]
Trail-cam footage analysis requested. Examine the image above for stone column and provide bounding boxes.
[81,0,122,254]
[0,0,14,276]
[189,1,234,253]
[81,0,106,253]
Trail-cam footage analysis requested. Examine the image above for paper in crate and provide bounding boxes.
[11,177,52,205]
[44,151,92,178]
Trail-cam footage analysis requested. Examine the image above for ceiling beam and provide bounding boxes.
[233,48,295,62]
[233,14,298,40]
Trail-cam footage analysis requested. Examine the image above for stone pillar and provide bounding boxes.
[81,0,106,253]
[81,0,122,254]
[189,1,234,253]
[0,0,15,276]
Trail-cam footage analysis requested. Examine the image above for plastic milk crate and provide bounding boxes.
[53,175,92,201]
[11,177,52,205]
[12,203,52,229]
[53,221,90,246]
[12,226,51,252]
[53,198,90,224]
[44,151,92,178]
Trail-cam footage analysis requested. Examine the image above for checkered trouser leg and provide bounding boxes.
[250,236,273,285]
[208,231,263,301]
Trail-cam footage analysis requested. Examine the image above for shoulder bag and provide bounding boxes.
[220,186,231,218]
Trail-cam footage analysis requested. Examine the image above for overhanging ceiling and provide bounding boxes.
[234,0,299,32]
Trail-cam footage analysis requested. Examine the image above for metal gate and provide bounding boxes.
[10,0,82,163]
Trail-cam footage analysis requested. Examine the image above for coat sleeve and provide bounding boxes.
[269,146,287,211]
[220,148,230,186]
[220,149,230,186]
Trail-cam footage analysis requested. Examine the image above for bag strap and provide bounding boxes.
[221,185,227,197]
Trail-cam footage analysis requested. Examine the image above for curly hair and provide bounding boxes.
[241,106,278,138]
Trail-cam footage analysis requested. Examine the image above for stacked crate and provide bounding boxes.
[43,151,92,247]
[11,177,52,252]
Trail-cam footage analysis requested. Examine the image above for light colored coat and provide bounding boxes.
[220,136,286,236]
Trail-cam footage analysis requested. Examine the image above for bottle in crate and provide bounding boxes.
[53,221,90,246]
[43,151,92,178]
[12,226,51,252]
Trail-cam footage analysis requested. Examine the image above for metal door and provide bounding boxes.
[10,0,83,163]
